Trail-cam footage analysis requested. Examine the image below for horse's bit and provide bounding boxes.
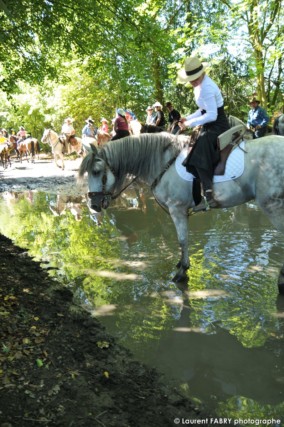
[88,165,113,207]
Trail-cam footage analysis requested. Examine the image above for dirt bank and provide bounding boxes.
[0,156,207,427]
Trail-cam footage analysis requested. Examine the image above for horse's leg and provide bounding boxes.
[55,151,65,170]
[54,153,61,169]
[168,207,190,282]
[60,152,65,170]
[258,197,284,295]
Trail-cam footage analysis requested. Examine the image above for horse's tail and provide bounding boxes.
[36,140,40,153]
[30,139,35,157]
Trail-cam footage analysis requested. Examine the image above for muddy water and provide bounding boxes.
[0,188,284,420]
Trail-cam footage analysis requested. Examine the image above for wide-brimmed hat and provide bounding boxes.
[153,101,162,108]
[249,97,260,104]
[64,117,74,123]
[101,118,108,123]
[177,57,206,84]
[116,108,126,117]
[86,117,94,124]
[146,106,153,111]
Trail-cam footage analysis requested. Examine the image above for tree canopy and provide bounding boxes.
[0,0,283,132]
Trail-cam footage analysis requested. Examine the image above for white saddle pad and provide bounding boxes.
[175,140,245,183]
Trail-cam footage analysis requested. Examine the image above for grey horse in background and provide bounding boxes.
[273,114,284,135]
[79,132,284,294]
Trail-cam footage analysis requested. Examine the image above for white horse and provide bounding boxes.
[41,129,84,169]
[79,132,284,294]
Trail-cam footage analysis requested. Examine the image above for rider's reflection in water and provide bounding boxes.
[49,194,86,221]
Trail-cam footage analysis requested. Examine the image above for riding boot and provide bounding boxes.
[193,190,218,212]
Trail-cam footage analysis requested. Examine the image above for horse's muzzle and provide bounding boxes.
[88,192,111,212]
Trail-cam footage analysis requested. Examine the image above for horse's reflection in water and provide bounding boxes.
[49,194,86,221]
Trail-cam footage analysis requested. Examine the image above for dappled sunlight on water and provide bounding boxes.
[0,188,284,418]
[93,270,141,281]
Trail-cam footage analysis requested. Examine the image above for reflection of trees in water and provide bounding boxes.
[0,189,283,419]
[146,296,284,415]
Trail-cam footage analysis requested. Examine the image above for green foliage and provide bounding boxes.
[0,0,283,129]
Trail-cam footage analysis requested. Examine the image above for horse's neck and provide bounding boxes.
[50,131,59,144]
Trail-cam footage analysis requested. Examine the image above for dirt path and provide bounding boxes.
[0,156,208,426]
[0,155,86,195]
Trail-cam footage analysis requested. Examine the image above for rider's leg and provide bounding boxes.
[192,167,218,212]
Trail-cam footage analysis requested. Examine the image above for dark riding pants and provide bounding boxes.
[182,106,229,191]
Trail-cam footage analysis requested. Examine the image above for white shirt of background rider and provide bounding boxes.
[61,123,75,135]
[184,75,224,128]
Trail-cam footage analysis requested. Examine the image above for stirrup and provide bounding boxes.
[193,197,218,213]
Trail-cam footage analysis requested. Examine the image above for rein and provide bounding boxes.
[111,176,138,200]
[151,156,177,191]
[150,155,178,215]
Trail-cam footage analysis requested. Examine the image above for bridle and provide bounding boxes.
[87,160,137,204]
[88,164,113,203]
[87,147,177,211]
[43,129,60,149]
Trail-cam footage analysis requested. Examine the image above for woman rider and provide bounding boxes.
[178,56,229,212]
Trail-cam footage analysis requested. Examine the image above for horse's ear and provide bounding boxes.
[90,143,98,155]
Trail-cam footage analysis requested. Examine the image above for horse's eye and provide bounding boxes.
[92,170,100,177]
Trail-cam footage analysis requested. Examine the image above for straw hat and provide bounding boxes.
[101,118,108,123]
[146,106,153,111]
[177,57,206,84]
[249,97,260,104]
[64,117,74,123]
[152,101,162,108]
[85,117,94,124]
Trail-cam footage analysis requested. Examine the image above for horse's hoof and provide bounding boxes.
[173,269,188,283]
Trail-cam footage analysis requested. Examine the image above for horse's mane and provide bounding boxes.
[79,133,190,190]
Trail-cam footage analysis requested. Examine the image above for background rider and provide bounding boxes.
[247,97,269,139]
[61,117,75,152]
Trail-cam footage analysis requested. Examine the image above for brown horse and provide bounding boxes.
[17,137,40,163]
[0,141,11,169]
[0,137,18,168]
[96,129,111,146]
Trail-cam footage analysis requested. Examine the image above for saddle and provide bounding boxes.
[214,124,246,175]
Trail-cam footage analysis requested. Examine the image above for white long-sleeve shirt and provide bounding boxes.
[61,123,75,135]
[185,75,224,128]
